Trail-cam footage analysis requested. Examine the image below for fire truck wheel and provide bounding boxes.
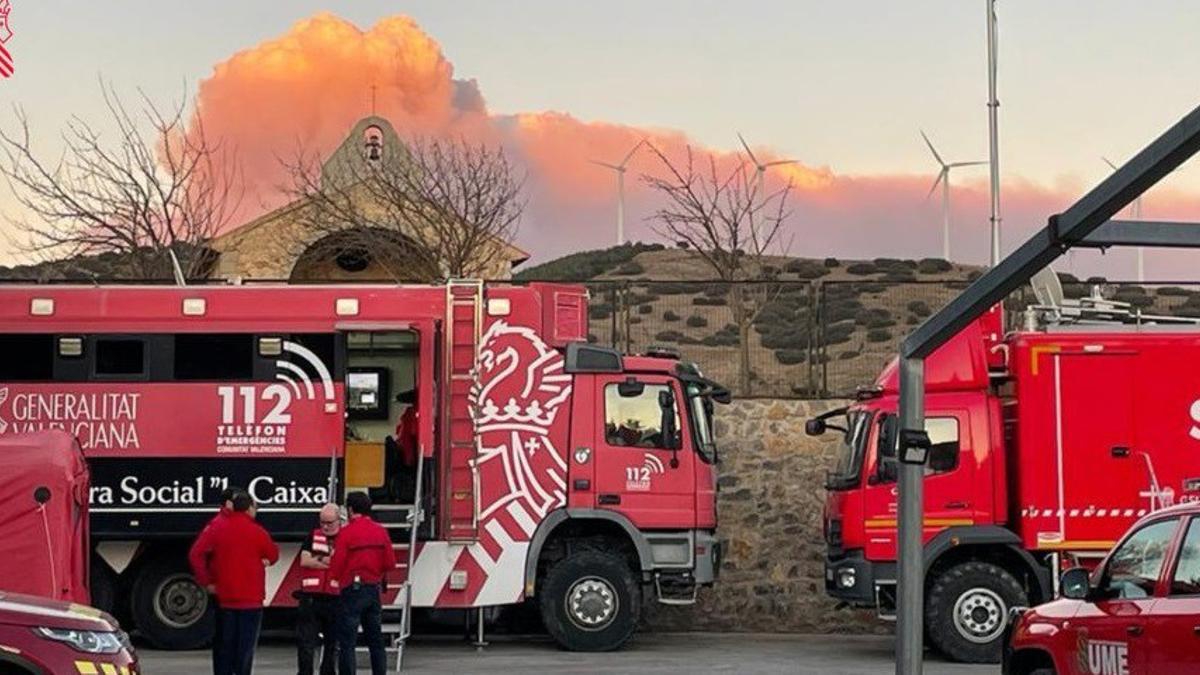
[131,555,215,650]
[539,550,640,652]
[926,561,1027,664]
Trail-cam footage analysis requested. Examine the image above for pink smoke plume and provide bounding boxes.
[192,13,1200,279]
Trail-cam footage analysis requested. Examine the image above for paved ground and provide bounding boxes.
[137,633,995,674]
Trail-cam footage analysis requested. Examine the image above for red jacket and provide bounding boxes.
[188,511,280,609]
[396,406,419,467]
[327,515,396,590]
[193,508,230,582]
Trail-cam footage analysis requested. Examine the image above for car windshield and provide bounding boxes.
[827,410,872,490]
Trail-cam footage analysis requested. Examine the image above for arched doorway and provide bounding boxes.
[288,227,431,283]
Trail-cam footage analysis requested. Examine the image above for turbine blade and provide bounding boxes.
[737,132,760,167]
[925,170,946,201]
[619,138,646,168]
[920,129,945,167]
[764,159,798,167]
[947,161,987,168]
[590,159,621,170]
[1101,156,1119,171]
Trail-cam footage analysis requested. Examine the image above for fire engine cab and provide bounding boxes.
[0,281,727,652]
[809,270,1200,663]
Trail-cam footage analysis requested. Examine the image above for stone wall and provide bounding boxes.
[644,398,879,634]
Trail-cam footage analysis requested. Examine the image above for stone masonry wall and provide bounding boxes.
[644,398,879,634]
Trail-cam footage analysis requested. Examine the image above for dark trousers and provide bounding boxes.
[296,593,338,675]
[336,583,386,675]
[214,608,262,675]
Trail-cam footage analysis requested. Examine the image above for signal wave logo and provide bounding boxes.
[215,340,334,454]
[0,0,13,79]
[625,452,665,491]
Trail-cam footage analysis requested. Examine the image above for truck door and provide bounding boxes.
[861,409,974,558]
[591,374,695,529]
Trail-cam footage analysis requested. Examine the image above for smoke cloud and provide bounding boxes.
[192,13,1200,278]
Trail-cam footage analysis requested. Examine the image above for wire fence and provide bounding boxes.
[579,278,1200,400]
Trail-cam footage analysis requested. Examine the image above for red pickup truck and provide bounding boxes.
[1005,500,1200,674]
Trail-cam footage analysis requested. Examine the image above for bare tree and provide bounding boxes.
[283,136,525,282]
[0,81,240,279]
[642,143,793,395]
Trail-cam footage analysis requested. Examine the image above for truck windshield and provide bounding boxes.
[826,410,872,491]
[686,384,717,464]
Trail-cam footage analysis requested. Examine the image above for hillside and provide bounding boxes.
[519,245,1200,398]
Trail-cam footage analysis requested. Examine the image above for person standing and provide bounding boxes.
[189,492,280,675]
[295,503,342,675]
[190,487,242,674]
[329,492,396,675]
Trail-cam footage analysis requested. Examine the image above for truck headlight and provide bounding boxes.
[34,627,125,654]
[837,567,857,589]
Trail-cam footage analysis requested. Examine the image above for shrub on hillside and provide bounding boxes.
[1157,286,1193,297]
[614,262,645,276]
[906,300,931,317]
[824,257,840,268]
[692,295,728,306]
[654,330,693,344]
[846,263,878,276]
[663,310,681,322]
[638,304,653,315]
[838,350,859,360]
[774,348,807,365]
[513,242,664,281]
[784,260,830,279]
[589,303,612,320]
[867,328,893,343]
[917,258,953,274]
[685,315,709,328]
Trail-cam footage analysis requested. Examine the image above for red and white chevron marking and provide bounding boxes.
[0,44,12,78]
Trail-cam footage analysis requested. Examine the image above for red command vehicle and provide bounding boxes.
[0,591,139,675]
[810,296,1200,663]
[0,282,727,652]
[1005,501,1200,675]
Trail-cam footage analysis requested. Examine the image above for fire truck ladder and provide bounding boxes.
[445,280,483,543]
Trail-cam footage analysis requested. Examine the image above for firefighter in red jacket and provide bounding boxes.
[329,491,396,675]
[189,492,280,675]
[295,503,342,675]
[196,487,241,674]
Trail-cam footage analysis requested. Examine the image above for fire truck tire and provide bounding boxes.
[538,550,640,652]
[131,555,215,650]
[925,561,1026,664]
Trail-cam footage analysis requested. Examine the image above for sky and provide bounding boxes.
[3,1,1200,278]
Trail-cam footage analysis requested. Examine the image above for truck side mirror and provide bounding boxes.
[1061,567,1091,600]
[805,419,826,436]
[658,389,681,466]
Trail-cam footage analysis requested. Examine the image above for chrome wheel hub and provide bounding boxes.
[565,577,618,631]
[953,587,1005,644]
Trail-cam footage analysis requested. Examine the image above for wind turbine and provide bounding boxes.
[738,133,797,237]
[591,139,645,246]
[921,130,986,261]
[1103,156,1146,282]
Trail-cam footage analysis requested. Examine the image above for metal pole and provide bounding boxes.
[617,171,626,246]
[986,0,1002,265]
[1134,197,1145,282]
[896,357,925,675]
[942,173,951,261]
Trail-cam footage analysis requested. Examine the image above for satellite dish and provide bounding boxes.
[1030,267,1064,308]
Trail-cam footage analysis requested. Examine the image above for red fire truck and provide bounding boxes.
[0,281,727,652]
[809,283,1200,663]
